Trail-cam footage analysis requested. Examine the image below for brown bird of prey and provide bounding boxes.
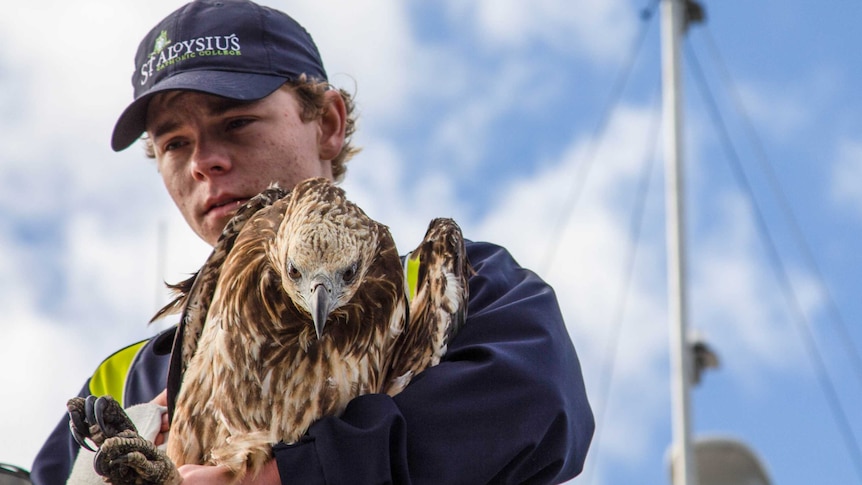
[67,177,470,484]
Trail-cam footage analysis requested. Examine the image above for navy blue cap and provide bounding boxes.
[111,0,328,151]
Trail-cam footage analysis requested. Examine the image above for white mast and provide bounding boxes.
[661,0,697,484]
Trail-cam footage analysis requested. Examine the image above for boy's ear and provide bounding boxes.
[318,90,347,161]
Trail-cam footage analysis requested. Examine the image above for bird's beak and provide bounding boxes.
[310,280,332,340]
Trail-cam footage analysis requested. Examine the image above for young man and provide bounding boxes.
[31,1,594,484]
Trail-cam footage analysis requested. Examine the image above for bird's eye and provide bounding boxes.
[287,262,301,281]
[342,263,358,284]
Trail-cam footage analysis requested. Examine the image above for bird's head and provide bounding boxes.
[271,179,378,340]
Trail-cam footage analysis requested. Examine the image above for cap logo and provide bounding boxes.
[152,30,171,56]
[138,31,243,87]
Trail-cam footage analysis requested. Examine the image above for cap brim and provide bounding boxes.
[111,70,289,152]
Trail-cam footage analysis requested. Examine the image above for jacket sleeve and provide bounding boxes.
[30,381,90,485]
[273,241,594,484]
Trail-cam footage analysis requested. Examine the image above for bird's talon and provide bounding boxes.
[92,446,134,477]
[84,395,98,425]
[92,448,109,477]
[69,420,97,452]
[67,396,98,452]
[94,397,111,436]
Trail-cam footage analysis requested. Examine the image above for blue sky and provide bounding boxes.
[1,1,861,484]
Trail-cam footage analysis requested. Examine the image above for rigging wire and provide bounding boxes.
[684,42,862,483]
[698,25,862,388]
[584,79,663,485]
[539,0,659,276]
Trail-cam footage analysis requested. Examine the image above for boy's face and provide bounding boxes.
[146,86,339,246]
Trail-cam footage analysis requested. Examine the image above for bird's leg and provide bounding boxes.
[67,395,181,485]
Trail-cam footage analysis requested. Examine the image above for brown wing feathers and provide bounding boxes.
[382,217,471,396]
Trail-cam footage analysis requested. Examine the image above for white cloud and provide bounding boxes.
[424,57,557,173]
[278,0,417,125]
[340,135,467,254]
[831,138,862,219]
[474,103,672,472]
[0,314,95,469]
[733,81,809,141]
[690,193,821,387]
[444,0,636,62]
[0,1,180,144]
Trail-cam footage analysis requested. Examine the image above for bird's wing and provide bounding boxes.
[383,217,471,396]
[157,185,289,421]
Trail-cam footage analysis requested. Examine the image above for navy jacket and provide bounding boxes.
[31,241,594,484]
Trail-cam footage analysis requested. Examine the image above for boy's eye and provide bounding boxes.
[163,139,187,152]
[226,118,254,130]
